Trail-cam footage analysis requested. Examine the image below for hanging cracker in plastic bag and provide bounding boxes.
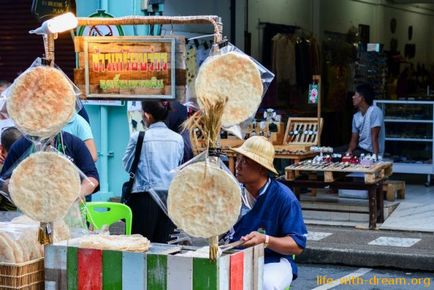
[193,42,274,139]
[1,57,83,142]
[3,147,95,244]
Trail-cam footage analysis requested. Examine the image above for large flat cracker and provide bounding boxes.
[78,234,151,252]
[195,52,263,127]
[168,161,241,238]
[7,66,76,138]
[0,234,15,263]
[9,152,81,222]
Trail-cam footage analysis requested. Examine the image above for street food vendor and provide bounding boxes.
[229,136,307,289]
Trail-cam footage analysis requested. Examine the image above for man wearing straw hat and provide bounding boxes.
[229,136,307,290]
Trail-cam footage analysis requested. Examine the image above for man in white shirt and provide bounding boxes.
[347,83,385,158]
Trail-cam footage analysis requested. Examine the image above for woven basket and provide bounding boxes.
[0,258,44,289]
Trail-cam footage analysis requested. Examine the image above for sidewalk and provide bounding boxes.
[301,224,434,271]
[299,184,434,272]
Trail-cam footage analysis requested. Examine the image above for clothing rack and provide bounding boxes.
[323,30,348,40]
[258,20,301,32]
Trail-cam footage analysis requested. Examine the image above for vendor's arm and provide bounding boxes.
[241,231,303,255]
[369,107,383,157]
[84,139,98,162]
[81,176,99,197]
[66,132,100,196]
[347,133,359,154]
[347,116,360,154]
[371,126,380,156]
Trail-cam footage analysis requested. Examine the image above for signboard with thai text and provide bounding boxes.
[79,37,176,100]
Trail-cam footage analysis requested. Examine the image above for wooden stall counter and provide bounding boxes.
[45,242,264,290]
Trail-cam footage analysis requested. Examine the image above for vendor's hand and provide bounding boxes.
[241,231,266,247]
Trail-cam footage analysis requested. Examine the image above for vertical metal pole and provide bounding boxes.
[99,0,110,195]
[100,106,109,194]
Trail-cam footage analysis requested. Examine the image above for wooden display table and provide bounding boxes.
[223,144,317,174]
[285,162,393,184]
[284,162,393,229]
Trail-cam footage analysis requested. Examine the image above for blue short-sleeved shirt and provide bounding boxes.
[1,131,99,182]
[63,113,94,142]
[230,179,307,279]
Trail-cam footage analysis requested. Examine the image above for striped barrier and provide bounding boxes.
[44,243,264,290]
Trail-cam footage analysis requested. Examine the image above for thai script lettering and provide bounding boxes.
[92,52,169,72]
[99,74,164,90]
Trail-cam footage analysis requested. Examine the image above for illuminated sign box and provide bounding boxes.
[80,37,176,100]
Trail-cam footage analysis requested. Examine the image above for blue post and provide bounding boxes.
[99,106,109,195]
[99,0,110,197]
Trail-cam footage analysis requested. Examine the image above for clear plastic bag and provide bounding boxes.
[0,146,95,224]
[0,222,44,263]
[189,42,275,139]
[1,57,83,142]
[165,151,242,240]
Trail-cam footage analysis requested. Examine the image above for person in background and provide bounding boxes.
[165,100,193,162]
[123,100,184,243]
[0,127,22,210]
[77,103,91,125]
[0,81,14,133]
[229,136,307,290]
[0,80,10,95]
[0,127,22,167]
[63,113,98,162]
[346,83,385,158]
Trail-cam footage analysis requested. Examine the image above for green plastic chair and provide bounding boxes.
[85,202,133,235]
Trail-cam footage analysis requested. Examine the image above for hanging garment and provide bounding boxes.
[272,33,296,85]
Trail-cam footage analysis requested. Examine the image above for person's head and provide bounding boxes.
[231,136,278,185]
[0,80,10,94]
[141,100,171,126]
[353,83,375,108]
[0,127,22,155]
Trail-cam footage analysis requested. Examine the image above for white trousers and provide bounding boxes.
[263,258,293,290]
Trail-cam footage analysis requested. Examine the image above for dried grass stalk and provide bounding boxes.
[183,97,227,149]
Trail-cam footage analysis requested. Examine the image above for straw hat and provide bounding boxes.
[230,136,278,174]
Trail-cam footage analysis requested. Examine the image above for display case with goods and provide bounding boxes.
[374,100,434,184]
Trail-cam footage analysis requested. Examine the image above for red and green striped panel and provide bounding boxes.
[78,248,103,290]
[45,244,263,290]
[147,254,167,290]
[230,251,244,290]
[67,246,78,290]
[193,257,218,290]
[103,250,123,290]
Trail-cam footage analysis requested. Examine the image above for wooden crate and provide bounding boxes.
[283,118,323,150]
[382,180,406,201]
[0,258,44,290]
[44,242,264,290]
[285,161,393,184]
